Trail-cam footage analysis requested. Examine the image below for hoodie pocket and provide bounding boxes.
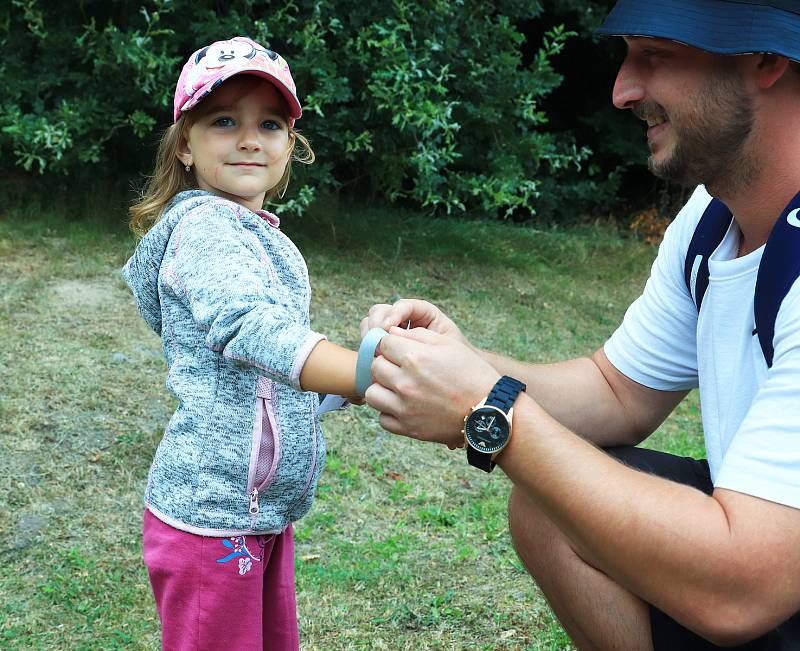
[246,377,281,516]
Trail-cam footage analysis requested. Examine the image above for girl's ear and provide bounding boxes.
[176,131,192,167]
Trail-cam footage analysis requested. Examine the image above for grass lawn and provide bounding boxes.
[0,199,703,650]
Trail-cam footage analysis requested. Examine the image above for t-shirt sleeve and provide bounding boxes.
[603,186,712,391]
[715,279,800,508]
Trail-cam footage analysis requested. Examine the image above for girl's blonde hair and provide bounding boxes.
[129,114,315,237]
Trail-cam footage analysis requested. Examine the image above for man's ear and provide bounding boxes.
[753,54,792,90]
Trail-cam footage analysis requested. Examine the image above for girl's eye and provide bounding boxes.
[261,120,281,130]
[211,117,235,127]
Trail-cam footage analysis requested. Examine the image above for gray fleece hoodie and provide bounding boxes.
[123,190,327,535]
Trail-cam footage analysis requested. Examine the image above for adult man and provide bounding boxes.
[362,1,800,648]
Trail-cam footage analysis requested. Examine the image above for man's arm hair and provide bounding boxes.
[479,347,687,447]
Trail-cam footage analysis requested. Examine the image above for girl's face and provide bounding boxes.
[178,77,293,212]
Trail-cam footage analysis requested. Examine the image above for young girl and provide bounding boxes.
[123,36,362,650]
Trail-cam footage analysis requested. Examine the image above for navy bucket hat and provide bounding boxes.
[596,0,800,61]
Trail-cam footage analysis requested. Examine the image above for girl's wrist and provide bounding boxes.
[299,340,358,396]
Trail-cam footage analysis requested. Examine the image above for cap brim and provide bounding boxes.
[179,69,302,122]
[596,0,800,61]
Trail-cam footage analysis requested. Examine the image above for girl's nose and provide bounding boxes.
[237,127,262,151]
[612,56,645,110]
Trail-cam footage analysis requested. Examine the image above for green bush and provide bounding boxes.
[537,0,688,218]
[1,0,623,221]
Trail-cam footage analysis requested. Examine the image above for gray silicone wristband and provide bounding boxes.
[355,328,388,396]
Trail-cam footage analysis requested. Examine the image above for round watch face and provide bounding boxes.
[464,406,510,454]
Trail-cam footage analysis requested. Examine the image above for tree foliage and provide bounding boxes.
[1,0,638,220]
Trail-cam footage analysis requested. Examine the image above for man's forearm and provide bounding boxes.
[478,348,682,447]
[498,394,800,645]
[365,299,676,446]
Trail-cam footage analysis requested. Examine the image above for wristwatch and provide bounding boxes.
[462,376,526,472]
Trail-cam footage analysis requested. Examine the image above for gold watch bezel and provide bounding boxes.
[462,401,514,455]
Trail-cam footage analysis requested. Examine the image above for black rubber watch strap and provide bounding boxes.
[467,444,496,471]
[485,376,526,412]
[467,376,526,472]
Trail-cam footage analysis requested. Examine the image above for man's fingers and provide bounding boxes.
[365,303,392,331]
[375,333,420,367]
[376,328,448,367]
[375,299,438,331]
[369,354,402,392]
[377,412,408,437]
[359,315,370,338]
[364,380,403,418]
[363,301,421,338]
[366,301,417,331]
[392,299,443,329]
[387,325,445,345]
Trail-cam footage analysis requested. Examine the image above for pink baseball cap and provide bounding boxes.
[173,36,302,126]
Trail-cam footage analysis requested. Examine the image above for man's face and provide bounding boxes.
[612,38,756,191]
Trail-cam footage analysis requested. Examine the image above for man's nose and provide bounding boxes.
[612,57,645,110]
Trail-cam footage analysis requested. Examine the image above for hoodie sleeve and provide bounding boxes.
[161,201,325,390]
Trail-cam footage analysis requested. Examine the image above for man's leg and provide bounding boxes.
[508,486,653,651]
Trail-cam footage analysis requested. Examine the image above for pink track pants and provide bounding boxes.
[143,509,299,651]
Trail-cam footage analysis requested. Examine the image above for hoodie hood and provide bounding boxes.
[122,190,214,335]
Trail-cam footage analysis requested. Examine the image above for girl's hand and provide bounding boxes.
[361,299,469,345]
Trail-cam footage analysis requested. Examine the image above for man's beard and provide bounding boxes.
[634,69,757,194]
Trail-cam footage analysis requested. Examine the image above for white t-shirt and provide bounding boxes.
[604,185,800,509]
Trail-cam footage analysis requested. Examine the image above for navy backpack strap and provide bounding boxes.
[754,191,800,368]
[684,198,733,311]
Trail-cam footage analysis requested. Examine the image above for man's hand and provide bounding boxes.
[364,326,500,447]
[361,299,470,345]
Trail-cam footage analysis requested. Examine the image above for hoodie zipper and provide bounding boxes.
[249,487,260,515]
[246,378,281,526]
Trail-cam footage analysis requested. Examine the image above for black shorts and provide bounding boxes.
[605,446,800,651]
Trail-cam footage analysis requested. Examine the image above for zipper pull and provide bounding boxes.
[248,487,259,515]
